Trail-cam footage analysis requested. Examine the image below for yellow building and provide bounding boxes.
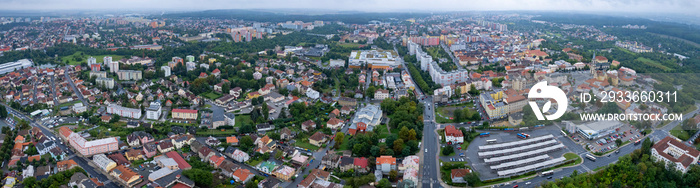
[272,165,296,181]
[172,109,198,120]
[479,90,509,119]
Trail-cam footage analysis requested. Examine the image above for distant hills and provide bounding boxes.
[161,9,429,24]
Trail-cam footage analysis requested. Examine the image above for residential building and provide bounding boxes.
[651,136,700,173]
[172,109,198,120]
[96,77,115,89]
[451,169,471,183]
[374,89,390,100]
[444,125,464,144]
[107,104,142,119]
[116,70,143,80]
[376,156,396,174]
[68,132,118,156]
[110,165,142,187]
[302,120,316,132]
[146,101,162,120]
[231,149,250,163]
[233,169,255,184]
[93,154,117,172]
[56,159,79,172]
[272,165,296,181]
[309,132,327,147]
[479,90,508,119]
[326,118,344,130]
[165,151,192,170]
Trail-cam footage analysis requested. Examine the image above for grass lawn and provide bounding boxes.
[376,124,391,139]
[670,125,692,141]
[439,160,470,186]
[235,114,253,127]
[564,152,583,165]
[246,158,263,166]
[339,43,363,48]
[337,135,351,151]
[58,100,81,108]
[440,146,455,156]
[434,102,477,124]
[437,129,446,144]
[295,139,321,151]
[637,57,671,71]
[60,51,125,66]
[202,92,222,100]
[196,129,237,136]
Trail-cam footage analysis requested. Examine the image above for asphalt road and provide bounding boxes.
[63,66,89,107]
[2,103,120,188]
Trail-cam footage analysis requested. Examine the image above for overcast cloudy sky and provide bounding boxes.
[1,0,698,15]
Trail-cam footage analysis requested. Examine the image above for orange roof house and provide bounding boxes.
[226,136,239,145]
[14,135,25,143]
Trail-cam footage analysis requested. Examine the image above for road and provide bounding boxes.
[440,43,464,71]
[1,103,119,188]
[391,40,442,188]
[63,66,89,107]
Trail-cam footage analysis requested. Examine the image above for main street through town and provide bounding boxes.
[1,103,120,188]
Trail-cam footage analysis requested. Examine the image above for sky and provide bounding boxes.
[1,0,698,15]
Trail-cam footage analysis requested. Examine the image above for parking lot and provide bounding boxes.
[465,125,583,180]
[571,123,642,153]
[40,116,81,128]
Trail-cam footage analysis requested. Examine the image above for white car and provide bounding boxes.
[425,149,428,153]
[525,182,531,185]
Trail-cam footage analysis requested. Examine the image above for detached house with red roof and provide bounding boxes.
[302,120,316,132]
[444,125,464,144]
[651,136,700,173]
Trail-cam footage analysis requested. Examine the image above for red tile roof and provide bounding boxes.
[172,109,197,114]
[165,151,191,169]
[445,125,463,138]
[652,136,700,169]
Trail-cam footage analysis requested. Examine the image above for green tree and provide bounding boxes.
[377,178,392,188]
[239,136,255,153]
[333,132,345,149]
[615,139,623,147]
[442,146,454,155]
[389,170,399,182]
[182,169,213,187]
[393,139,404,154]
[0,105,7,118]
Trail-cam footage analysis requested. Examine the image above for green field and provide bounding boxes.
[670,125,692,141]
[337,135,351,151]
[636,57,671,71]
[60,51,125,66]
[235,114,253,127]
[435,102,477,124]
[564,152,583,165]
[375,124,392,139]
[202,92,223,100]
[295,139,321,151]
[196,129,237,136]
[339,43,363,48]
[58,100,81,108]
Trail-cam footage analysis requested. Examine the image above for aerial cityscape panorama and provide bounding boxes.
[0,0,699,188]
